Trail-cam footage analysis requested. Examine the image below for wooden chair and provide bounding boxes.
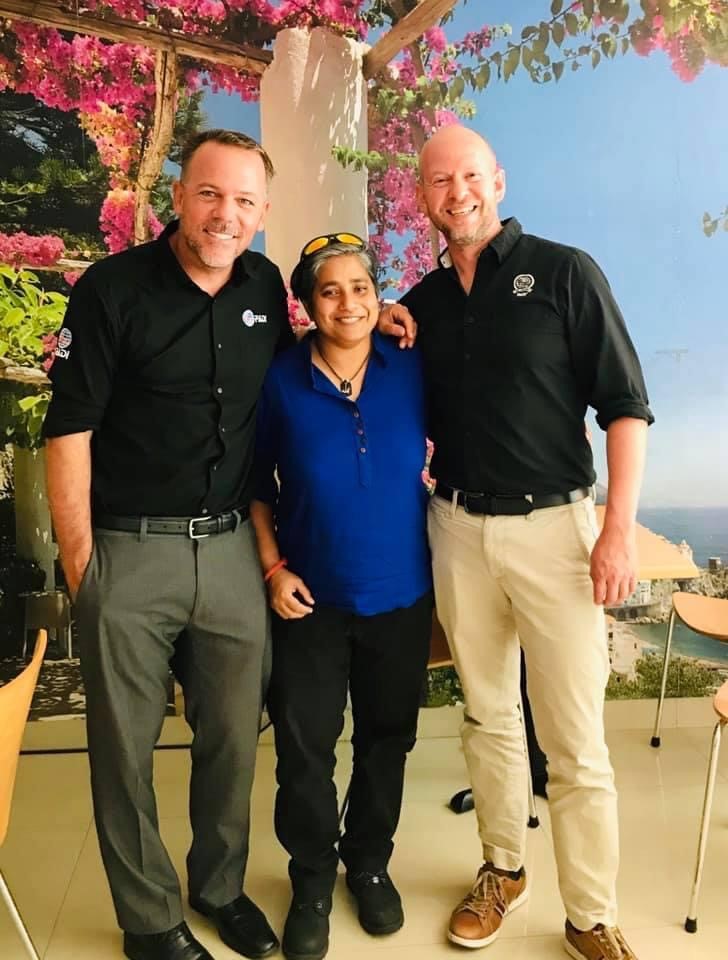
[0,630,47,960]
[650,593,728,748]
[684,679,728,933]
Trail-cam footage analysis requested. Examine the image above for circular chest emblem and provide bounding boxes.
[242,309,256,327]
[513,274,535,297]
[58,327,73,349]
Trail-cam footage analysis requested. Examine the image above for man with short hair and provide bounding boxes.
[387,124,653,960]
[43,129,294,960]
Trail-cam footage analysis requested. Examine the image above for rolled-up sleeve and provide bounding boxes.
[564,250,654,430]
[42,270,121,438]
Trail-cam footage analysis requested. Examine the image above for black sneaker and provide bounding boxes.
[346,870,403,936]
[282,895,331,960]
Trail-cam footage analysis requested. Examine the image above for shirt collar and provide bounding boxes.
[158,219,257,285]
[437,217,523,270]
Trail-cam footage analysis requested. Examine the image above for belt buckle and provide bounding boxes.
[188,516,211,540]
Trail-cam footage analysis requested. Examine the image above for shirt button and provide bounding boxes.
[201,507,209,515]
[357,429,364,436]
[465,352,471,361]
[465,314,475,326]
[221,426,226,433]
[353,410,360,418]
[216,387,223,394]
[212,465,217,471]
[360,447,367,454]
[217,343,222,349]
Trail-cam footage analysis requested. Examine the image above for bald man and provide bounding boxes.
[385,125,653,960]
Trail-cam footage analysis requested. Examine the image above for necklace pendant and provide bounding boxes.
[339,379,353,396]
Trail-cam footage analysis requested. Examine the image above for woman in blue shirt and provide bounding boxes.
[251,234,432,960]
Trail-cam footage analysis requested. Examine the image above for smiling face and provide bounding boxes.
[309,253,379,351]
[171,140,270,278]
[417,126,505,250]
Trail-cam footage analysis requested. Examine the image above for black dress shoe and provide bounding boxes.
[346,870,403,935]
[189,894,278,959]
[123,921,214,960]
[281,895,331,960]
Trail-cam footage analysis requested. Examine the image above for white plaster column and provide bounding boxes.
[260,27,368,288]
[14,445,55,590]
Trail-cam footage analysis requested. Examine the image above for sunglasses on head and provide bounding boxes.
[299,232,366,259]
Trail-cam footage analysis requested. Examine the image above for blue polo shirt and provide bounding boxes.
[255,331,432,616]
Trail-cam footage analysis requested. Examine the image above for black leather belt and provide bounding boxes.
[435,484,591,516]
[94,506,249,539]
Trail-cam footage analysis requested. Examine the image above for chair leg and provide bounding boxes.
[684,719,724,933]
[519,696,539,829]
[651,608,676,748]
[0,868,41,960]
[338,780,352,827]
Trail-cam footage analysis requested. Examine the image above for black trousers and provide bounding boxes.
[521,649,547,784]
[266,591,433,898]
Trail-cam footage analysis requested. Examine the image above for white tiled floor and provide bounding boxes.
[2,708,727,959]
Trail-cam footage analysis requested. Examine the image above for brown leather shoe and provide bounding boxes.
[564,921,637,960]
[447,863,528,948]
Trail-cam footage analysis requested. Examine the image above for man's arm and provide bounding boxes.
[45,432,93,601]
[377,302,417,348]
[590,416,647,606]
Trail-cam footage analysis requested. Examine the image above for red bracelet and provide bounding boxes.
[264,558,288,582]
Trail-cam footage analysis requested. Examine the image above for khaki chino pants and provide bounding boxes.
[428,495,618,930]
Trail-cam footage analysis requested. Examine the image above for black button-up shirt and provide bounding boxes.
[401,218,653,495]
[43,221,294,517]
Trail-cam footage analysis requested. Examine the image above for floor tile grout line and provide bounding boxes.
[42,815,95,959]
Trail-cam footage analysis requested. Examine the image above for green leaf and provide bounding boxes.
[553,60,565,81]
[592,49,601,68]
[476,62,491,90]
[550,0,563,15]
[552,21,565,46]
[565,12,579,35]
[449,75,465,101]
[582,0,595,17]
[503,47,521,81]
[17,395,43,413]
[3,307,24,328]
[521,24,539,40]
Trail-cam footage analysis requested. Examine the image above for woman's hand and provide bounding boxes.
[377,302,417,348]
[268,569,315,619]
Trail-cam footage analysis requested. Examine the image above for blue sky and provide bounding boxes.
[204,1,728,507]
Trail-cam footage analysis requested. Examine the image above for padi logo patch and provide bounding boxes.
[242,308,267,327]
[55,327,72,359]
[513,273,535,297]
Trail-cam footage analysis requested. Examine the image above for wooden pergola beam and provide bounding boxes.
[363,0,459,79]
[0,1,272,74]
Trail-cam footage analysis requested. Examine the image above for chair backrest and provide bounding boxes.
[0,630,47,846]
[672,592,728,642]
[715,679,728,722]
[23,591,72,630]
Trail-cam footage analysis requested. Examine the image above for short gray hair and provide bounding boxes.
[290,242,380,318]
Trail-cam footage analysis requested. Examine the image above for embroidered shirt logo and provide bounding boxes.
[242,308,267,327]
[513,274,535,297]
[55,327,72,359]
